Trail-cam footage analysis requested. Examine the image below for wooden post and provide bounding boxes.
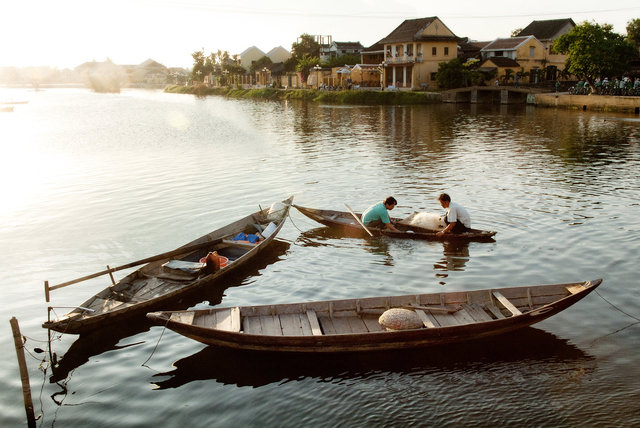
[44,280,50,303]
[10,317,36,428]
[106,265,116,285]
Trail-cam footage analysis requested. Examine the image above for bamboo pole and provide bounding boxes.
[10,317,36,428]
[45,238,223,297]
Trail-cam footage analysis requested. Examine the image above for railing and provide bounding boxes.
[385,55,423,65]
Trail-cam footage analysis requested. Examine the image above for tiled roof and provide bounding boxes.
[334,41,364,50]
[516,18,575,40]
[378,17,458,44]
[484,57,520,67]
[362,40,384,53]
[482,37,531,51]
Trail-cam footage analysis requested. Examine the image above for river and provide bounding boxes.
[1,88,638,427]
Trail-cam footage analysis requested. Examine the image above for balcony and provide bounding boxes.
[384,55,423,65]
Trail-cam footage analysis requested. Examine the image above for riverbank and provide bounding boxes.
[164,84,441,105]
[535,92,640,114]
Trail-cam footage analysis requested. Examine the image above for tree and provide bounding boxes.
[190,49,207,82]
[553,21,636,85]
[435,58,465,89]
[291,34,320,61]
[296,55,320,84]
[322,54,360,68]
[627,18,640,49]
[511,28,523,37]
[249,56,273,74]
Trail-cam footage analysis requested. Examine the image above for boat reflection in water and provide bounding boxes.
[151,327,593,389]
[48,239,291,384]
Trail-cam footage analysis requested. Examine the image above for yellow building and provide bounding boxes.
[516,18,575,80]
[479,36,547,83]
[379,17,459,89]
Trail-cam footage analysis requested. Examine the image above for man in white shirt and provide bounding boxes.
[436,193,471,237]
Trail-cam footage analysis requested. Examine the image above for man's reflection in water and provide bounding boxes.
[434,240,470,277]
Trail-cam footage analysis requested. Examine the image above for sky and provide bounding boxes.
[2,0,639,69]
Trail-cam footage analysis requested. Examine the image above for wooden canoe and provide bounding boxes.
[146,278,602,353]
[42,196,293,334]
[293,205,496,241]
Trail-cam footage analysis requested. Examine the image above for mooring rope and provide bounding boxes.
[141,319,169,368]
[595,289,640,322]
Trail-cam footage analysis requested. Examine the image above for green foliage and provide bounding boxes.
[291,34,320,60]
[627,18,640,49]
[190,49,207,82]
[553,21,636,83]
[249,56,273,74]
[511,28,523,37]
[296,55,320,83]
[435,58,485,88]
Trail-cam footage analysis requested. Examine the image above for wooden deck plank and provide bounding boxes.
[299,313,313,336]
[452,308,476,325]
[485,303,506,319]
[170,311,195,325]
[346,316,369,334]
[566,284,585,295]
[230,307,241,333]
[215,309,233,331]
[463,304,493,322]
[243,316,262,334]
[330,316,353,334]
[195,312,217,327]
[362,315,384,332]
[307,310,323,335]
[430,312,460,327]
[414,310,436,328]
[493,291,523,316]
[280,313,303,336]
[259,315,283,336]
[317,315,336,335]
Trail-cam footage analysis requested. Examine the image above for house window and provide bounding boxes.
[432,47,437,56]
[430,72,437,81]
[444,47,449,56]
[494,51,503,57]
[529,47,535,57]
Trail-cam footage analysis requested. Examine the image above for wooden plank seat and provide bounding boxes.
[306,310,323,335]
[492,291,523,316]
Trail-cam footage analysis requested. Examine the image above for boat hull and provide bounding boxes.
[147,279,602,353]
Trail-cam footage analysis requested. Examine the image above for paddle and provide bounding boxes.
[344,203,374,237]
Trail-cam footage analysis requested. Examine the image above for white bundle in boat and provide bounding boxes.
[398,212,445,231]
[266,202,285,222]
[378,308,423,331]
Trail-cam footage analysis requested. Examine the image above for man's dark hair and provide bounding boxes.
[438,193,451,202]
[384,196,397,206]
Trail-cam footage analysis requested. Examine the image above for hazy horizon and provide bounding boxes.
[2,1,639,69]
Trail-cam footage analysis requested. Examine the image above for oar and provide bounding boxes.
[45,238,223,298]
[344,203,374,237]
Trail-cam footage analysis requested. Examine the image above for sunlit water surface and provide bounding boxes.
[1,88,639,427]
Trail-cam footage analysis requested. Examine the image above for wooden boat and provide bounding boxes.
[146,278,602,353]
[42,196,293,334]
[294,205,496,241]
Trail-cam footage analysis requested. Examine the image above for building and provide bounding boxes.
[515,18,575,79]
[479,36,547,83]
[360,41,385,65]
[266,46,291,64]
[320,41,364,62]
[239,46,267,71]
[378,17,460,89]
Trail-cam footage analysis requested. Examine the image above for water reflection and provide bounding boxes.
[433,240,470,275]
[151,327,592,389]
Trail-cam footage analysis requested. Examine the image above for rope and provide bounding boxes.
[595,290,640,322]
[287,210,307,233]
[141,320,169,368]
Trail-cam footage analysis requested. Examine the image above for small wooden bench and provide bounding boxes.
[492,292,522,316]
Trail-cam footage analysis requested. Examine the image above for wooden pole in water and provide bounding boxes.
[9,317,36,428]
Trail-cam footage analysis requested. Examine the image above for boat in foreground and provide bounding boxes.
[147,278,602,353]
[294,205,496,241]
[43,196,293,334]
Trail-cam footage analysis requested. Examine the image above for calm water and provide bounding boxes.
[1,88,639,427]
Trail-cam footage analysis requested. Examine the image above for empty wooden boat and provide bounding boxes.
[43,196,293,334]
[294,205,496,241]
[147,278,602,353]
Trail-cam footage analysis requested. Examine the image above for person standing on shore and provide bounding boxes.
[436,193,471,237]
[361,196,400,232]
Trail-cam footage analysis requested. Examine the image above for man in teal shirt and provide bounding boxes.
[361,196,400,232]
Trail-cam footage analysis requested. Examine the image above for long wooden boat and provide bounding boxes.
[43,196,293,334]
[294,205,496,241]
[147,278,602,353]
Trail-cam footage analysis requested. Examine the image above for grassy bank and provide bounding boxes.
[164,84,441,105]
